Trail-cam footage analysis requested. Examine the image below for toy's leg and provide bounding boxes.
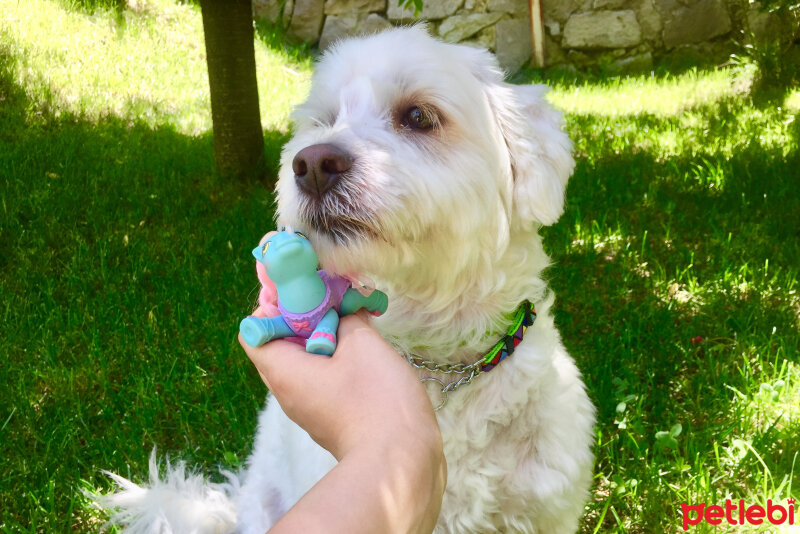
[363,290,388,316]
[305,309,339,356]
[340,289,388,316]
[239,315,294,347]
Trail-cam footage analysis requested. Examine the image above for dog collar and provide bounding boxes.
[407,301,536,410]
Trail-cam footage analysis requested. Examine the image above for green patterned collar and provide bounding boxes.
[407,301,536,410]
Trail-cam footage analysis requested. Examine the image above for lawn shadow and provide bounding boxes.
[0,44,284,530]
[254,18,316,63]
[57,0,127,14]
[556,143,799,412]
[513,60,731,87]
[51,0,129,30]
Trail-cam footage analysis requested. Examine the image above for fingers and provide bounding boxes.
[238,312,383,407]
[238,330,332,401]
[332,313,387,359]
[336,312,372,336]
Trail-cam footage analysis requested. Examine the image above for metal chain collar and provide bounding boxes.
[407,355,484,411]
[406,301,536,411]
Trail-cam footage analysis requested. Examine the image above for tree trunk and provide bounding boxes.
[200,0,266,180]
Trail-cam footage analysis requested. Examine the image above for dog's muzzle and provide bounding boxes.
[292,143,377,244]
[293,143,353,200]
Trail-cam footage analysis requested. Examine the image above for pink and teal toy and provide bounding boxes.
[239,230,388,355]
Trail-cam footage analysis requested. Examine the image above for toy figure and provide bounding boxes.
[239,230,388,355]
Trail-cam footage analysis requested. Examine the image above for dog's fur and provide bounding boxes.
[103,27,595,533]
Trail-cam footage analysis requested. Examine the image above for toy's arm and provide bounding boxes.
[340,289,388,317]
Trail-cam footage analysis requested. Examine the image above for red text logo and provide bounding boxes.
[681,499,796,530]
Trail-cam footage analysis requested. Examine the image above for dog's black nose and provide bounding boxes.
[293,144,352,199]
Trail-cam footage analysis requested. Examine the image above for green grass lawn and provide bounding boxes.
[1,0,798,532]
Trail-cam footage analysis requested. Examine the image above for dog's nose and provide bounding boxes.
[292,144,352,199]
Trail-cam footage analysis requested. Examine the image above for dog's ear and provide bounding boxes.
[461,48,574,226]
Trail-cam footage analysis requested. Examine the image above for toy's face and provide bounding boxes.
[252,230,318,283]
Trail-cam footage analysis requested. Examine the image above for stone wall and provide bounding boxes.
[253,0,799,73]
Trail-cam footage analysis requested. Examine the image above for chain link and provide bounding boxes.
[406,301,535,411]
[406,354,484,375]
[407,355,485,411]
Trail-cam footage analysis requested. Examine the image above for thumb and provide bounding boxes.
[239,332,330,398]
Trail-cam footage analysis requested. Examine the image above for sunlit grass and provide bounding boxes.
[785,89,800,112]
[550,75,798,160]
[547,69,737,117]
[0,0,310,134]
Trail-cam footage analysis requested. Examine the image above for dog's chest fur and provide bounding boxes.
[419,312,595,533]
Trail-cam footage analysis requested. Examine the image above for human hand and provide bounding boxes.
[239,312,446,533]
[238,311,441,461]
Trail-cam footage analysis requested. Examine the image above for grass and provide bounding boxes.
[532,69,800,532]
[0,0,310,133]
[0,0,798,532]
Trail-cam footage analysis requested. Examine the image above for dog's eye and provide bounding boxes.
[402,106,434,130]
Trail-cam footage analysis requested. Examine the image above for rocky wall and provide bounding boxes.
[253,0,799,73]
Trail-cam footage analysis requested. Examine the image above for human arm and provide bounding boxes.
[239,312,446,534]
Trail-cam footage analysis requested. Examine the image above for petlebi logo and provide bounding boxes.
[681,499,797,530]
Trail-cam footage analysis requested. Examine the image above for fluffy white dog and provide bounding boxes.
[104,26,595,533]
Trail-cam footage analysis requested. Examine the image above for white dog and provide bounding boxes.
[103,26,595,533]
